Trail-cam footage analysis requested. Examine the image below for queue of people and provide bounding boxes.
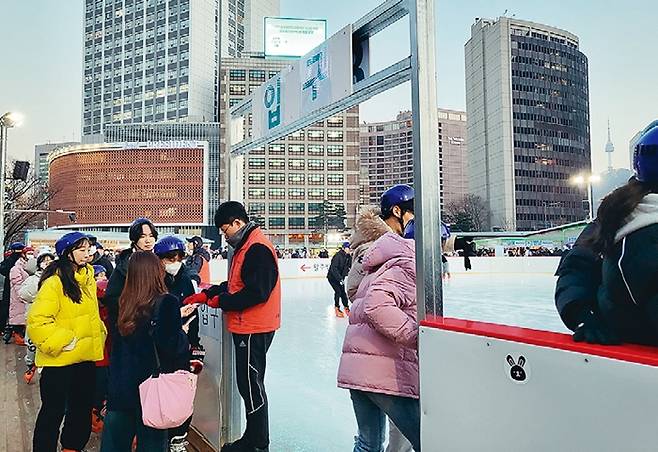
[14,125,658,451]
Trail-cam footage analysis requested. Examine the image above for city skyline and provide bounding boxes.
[1,0,656,175]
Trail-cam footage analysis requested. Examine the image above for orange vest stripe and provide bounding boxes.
[225,228,281,334]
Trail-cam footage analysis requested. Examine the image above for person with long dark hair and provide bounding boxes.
[104,217,159,325]
[27,232,107,452]
[557,125,658,345]
[101,251,192,452]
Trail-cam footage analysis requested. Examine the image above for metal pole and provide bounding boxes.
[409,0,442,319]
[221,99,243,445]
[587,182,594,221]
[0,124,6,257]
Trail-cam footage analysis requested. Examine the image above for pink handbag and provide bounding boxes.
[139,369,197,429]
[138,297,198,429]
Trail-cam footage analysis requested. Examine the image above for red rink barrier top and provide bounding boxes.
[421,316,658,367]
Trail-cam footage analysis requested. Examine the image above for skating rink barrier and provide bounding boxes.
[209,256,561,281]
[419,317,658,451]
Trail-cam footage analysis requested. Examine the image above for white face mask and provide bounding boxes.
[164,261,182,276]
[88,246,97,256]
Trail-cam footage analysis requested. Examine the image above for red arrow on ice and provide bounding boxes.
[300,264,310,272]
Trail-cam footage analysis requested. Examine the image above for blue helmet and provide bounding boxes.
[634,125,658,183]
[342,241,350,249]
[9,242,26,251]
[381,185,414,216]
[403,219,415,239]
[154,236,186,257]
[93,265,106,276]
[129,217,158,243]
[441,222,451,241]
[55,232,89,257]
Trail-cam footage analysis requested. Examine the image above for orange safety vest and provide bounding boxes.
[225,228,281,334]
[199,255,210,284]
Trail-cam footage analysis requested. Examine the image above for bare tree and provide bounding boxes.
[4,170,60,246]
[444,194,491,232]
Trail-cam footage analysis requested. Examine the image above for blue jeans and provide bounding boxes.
[100,409,168,452]
[350,389,421,452]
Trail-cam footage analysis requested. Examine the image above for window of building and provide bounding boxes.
[308,202,323,214]
[288,173,305,185]
[269,173,285,185]
[327,174,344,185]
[307,144,324,156]
[288,203,305,214]
[327,116,344,128]
[308,130,324,141]
[328,131,344,142]
[327,159,344,172]
[268,158,285,170]
[248,188,265,199]
[308,159,324,171]
[229,69,246,81]
[288,188,305,200]
[269,188,285,199]
[248,202,266,215]
[327,145,344,156]
[327,188,344,200]
[248,69,266,82]
[268,144,285,155]
[308,188,324,200]
[289,217,305,229]
[229,85,246,96]
[288,159,305,170]
[248,158,265,169]
[308,174,324,185]
[248,173,265,184]
[269,217,285,229]
[288,130,304,141]
[269,202,285,214]
[288,144,304,155]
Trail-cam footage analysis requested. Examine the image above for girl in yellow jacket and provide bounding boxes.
[27,232,107,452]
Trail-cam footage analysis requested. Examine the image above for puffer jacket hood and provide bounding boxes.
[362,232,415,274]
[338,232,418,398]
[345,207,391,300]
[615,193,658,242]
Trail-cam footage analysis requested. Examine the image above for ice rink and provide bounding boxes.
[265,270,567,451]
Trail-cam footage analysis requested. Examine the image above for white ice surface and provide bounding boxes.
[265,272,567,451]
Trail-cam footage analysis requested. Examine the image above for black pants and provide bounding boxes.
[34,361,96,452]
[328,278,349,309]
[232,332,275,449]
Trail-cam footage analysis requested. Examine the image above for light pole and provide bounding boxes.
[571,173,600,221]
[0,112,24,256]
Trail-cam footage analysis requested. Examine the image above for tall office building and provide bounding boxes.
[82,0,220,137]
[221,0,280,57]
[359,109,468,211]
[465,17,591,230]
[34,142,79,181]
[220,57,361,248]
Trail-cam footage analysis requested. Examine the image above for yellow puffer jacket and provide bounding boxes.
[27,265,107,367]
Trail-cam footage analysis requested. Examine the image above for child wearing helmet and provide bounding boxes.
[27,232,107,452]
[567,125,658,345]
[19,251,55,384]
[4,246,35,345]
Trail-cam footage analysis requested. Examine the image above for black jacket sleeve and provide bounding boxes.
[554,222,602,331]
[154,294,190,372]
[328,253,344,281]
[218,244,278,312]
[104,265,127,326]
[0,254,19,277]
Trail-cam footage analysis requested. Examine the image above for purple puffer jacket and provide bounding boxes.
[337,232,418,398]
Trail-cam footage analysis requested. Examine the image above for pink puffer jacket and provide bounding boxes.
[337,232,418,398]
[9,258,29,325]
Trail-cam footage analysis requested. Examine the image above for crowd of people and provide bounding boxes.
[0,124,655,452]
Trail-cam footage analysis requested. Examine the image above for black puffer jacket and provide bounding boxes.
[105,248,133,326]
[554,222,601,331]
[327,249,351,282]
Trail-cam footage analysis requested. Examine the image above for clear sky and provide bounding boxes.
[1,0,656,174]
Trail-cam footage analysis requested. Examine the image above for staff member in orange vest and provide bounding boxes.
[185,201,280,452]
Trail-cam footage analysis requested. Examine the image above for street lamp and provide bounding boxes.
[571,173,600,221]
[0,112,24,255]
